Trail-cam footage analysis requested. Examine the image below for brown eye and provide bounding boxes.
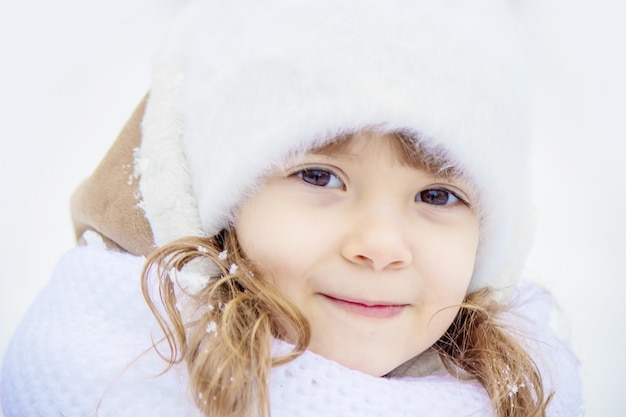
[297,169,344,188]
[416,189,460,206]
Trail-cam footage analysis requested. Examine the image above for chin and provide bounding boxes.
[342,356,405,377]
[313,344,416,377]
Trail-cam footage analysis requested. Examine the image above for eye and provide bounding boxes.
[416,189,462,206]
[296,168,344,189]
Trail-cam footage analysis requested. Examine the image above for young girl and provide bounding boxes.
[1,1,582,416]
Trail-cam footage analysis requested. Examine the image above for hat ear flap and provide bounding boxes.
[71,95,155,256]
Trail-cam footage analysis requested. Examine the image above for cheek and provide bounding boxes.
[417,221,479,304]
[416,235,476,348]
[236,200,286,277]
[235,193,332,283]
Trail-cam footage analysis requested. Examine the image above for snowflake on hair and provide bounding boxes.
[206,321,218,335]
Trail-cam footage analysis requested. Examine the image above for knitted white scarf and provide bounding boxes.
[1,246,582,416]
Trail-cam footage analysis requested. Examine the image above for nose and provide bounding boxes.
[341,208,413,272]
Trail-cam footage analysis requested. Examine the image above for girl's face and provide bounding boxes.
[236,133,479,376]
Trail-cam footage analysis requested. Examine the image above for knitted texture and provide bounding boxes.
[1,247,582,416]
[270,341,494,417]
[1,247,199,417]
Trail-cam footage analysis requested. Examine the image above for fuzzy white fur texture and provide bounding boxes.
[138,6,205,246]
[139,0,533,293]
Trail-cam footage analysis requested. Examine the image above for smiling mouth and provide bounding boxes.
[321,294,408,319]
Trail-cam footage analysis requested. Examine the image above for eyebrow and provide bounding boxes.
[307,148,361,162]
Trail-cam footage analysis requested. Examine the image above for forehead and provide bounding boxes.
[308,131,459,180]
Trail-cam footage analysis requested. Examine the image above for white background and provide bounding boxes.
[0,1,624,415]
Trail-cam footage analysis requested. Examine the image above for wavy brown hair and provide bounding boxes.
[142,229,552,417]
[433,290,553,417]
[142,232,308,417]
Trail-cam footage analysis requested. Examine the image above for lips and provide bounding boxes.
[321,294,408,319]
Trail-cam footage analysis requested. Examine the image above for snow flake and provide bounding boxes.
[229,264,238,274]
[131,147,141,176]
[207,303,215,311]
[206,321,218,335]
[507,382,524,398]
[125,150,141,185]
[197,245,208,254]
[218,250,228,260]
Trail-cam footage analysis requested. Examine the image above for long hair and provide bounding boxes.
[142,230,551,417]
[433,290,553,417]
[141,232,309,417]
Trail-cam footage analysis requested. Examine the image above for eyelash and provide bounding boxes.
[415,188,468,207]
[292,167,468,207]
[295,168,345,189]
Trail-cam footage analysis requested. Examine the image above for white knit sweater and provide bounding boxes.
[1,246,582,416]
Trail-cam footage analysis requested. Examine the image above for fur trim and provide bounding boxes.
[137,6,205,246]
[139,0,532,292]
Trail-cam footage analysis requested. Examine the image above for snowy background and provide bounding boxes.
[0,1,624,415]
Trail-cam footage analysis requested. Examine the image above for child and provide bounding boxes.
[1,1,582,416]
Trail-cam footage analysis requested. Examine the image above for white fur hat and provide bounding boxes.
[137,0,532,293]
